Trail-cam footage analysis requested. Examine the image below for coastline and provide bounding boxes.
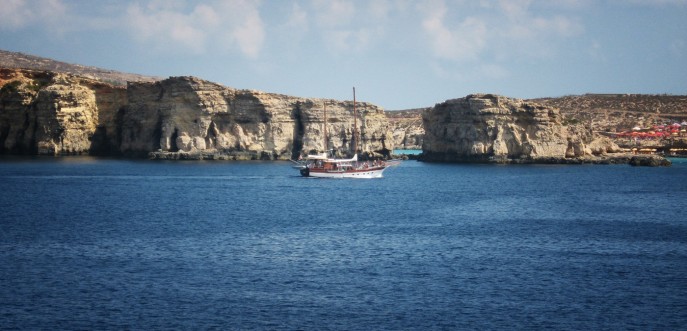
[417,152,672,167]
[2,151,671,167]
[147,150,278,161]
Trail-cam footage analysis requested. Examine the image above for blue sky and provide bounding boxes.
[1,0,686,110]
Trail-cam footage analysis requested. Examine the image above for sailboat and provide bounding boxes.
[293,88,390,178]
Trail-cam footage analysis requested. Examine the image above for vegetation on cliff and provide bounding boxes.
[0,50,158,86]
[533,94,687,133]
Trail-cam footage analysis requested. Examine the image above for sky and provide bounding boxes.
[1,0,686,110]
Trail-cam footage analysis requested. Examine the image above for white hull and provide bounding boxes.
[295,153,389,179]
[304,167,386,179]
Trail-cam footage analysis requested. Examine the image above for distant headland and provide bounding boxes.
[2,50,684,166]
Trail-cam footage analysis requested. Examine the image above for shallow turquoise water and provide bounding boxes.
[393,149,422,155]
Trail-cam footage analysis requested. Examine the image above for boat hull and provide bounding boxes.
[300,167,386,178]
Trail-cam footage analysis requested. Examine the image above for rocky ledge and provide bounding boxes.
[418,152,671,166]
[500,154,670,166]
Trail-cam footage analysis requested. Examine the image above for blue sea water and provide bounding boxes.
[393,149,422,155]
[1,157,686,330]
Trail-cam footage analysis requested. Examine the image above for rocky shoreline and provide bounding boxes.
[537,154,672,166]
[418,152,671,166]
[148,150,277,161]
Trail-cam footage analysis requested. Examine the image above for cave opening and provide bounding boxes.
[291,103,304,159]
[170,128,179,152]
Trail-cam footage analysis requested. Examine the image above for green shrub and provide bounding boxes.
[0,80,22,95]
[27,81,42,92]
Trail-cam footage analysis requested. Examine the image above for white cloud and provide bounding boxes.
[308,0,393,54]
[420,1,488,61]
[231,7,265,58]
[0,0,66,30]
[420,0,584,62]
[125,4,206,53]
[0,0,32,29]
[124,0,265,58]
[497,1,584,40]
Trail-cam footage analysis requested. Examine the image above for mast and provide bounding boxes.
[323,101,328,154]
[353,87,358,155]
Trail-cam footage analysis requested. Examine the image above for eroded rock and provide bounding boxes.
[2,70,393,159]
[420,94,636,164]
[0,68,126,155]
[120,77,392,159]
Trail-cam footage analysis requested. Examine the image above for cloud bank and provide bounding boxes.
[124,0,265,58]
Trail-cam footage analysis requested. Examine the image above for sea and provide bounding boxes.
[1,156,686,330]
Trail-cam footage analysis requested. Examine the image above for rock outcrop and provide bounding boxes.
[421,94,621,163]
[1,69,392,159]
[629,155,672,167]
[121,77,391,159]
[386,108,425,150]
[0,68,126,155]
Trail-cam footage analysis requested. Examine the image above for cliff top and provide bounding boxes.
[0,68,127,93]
[532,94,687,131]
[532,94,687,117]
[0,49,160,86]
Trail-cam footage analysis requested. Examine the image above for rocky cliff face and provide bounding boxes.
[421,94,617,163]
[0,68,126,155]
[386,109,425,150]
[122,77,391,159]
[1,69,392,159]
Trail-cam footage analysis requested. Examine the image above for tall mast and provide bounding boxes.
[323,101,327,153]
[353,87,357,155]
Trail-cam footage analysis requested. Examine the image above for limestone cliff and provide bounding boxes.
[386,109,425,150]
[0,68,126,155]
[122,77,391,160]
[421,94,618,163]
[1,69,392,159]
